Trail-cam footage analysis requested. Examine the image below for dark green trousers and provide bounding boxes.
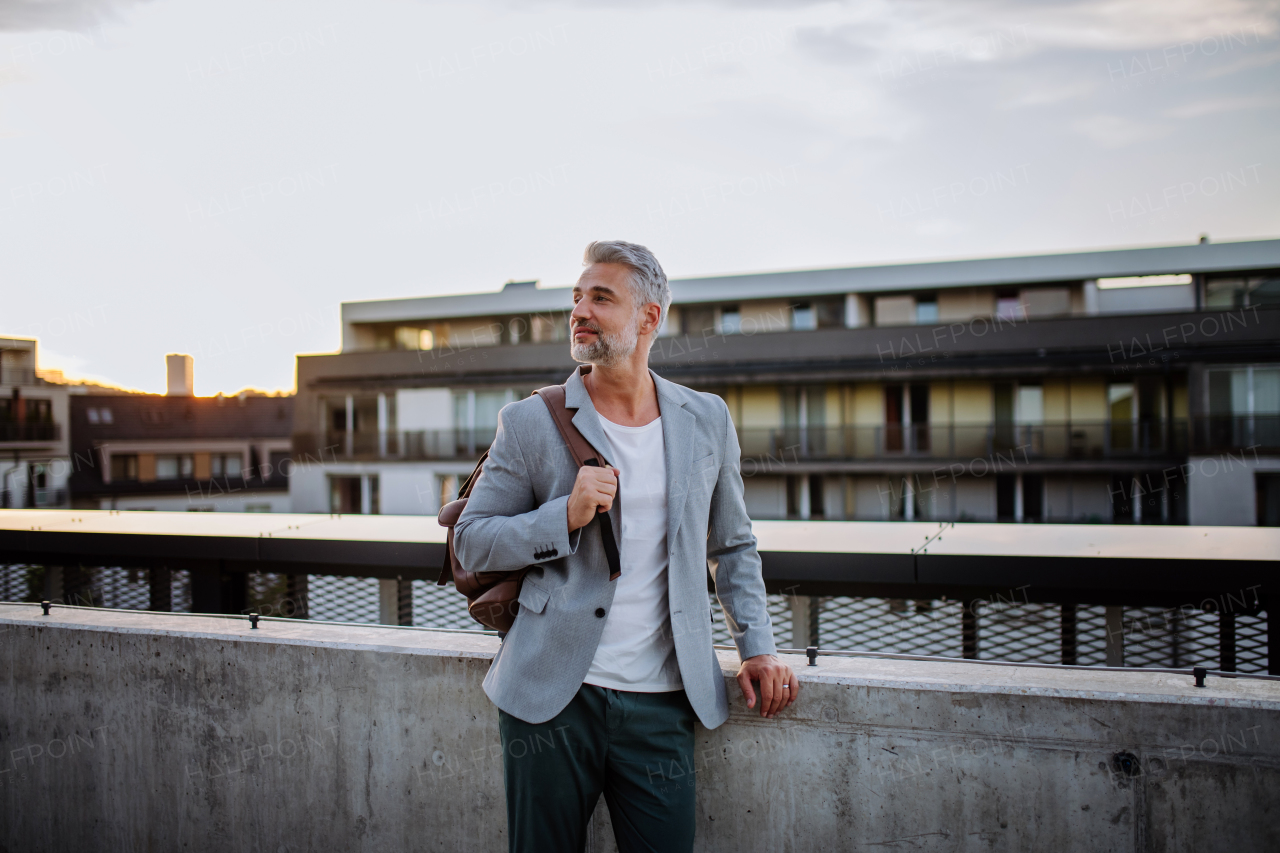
[498,683,697,853]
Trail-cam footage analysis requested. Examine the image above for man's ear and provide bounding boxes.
[640,302,662,336]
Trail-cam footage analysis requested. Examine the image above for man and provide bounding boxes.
[455,240,799,853]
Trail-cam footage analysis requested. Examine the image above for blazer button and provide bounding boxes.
[595,608,606,618]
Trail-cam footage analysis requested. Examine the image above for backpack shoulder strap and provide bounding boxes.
[533,385,606,468]
[532,383,621,581]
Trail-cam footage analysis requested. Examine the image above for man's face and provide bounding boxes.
[570,262,642,368]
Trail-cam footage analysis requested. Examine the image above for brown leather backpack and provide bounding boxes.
[436,383,620,632]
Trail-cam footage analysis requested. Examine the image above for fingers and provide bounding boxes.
[737,666,752,706]
[759,674,775,717]
[787,670,799,706]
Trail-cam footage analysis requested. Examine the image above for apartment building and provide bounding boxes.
[0,337,74,509]
[291,239,1280,525]
[69,358,294,512]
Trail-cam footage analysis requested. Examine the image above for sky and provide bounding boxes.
[1,0,1277,395]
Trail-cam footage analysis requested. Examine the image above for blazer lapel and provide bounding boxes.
[652,370,695,550]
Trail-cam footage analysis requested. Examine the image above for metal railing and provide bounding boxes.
[295,417,1280,462]
[0,422,60,442]
[2,564,1269,675]
[737,421,1192,461]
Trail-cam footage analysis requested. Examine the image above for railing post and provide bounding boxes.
[1105,606,1125,667]
[1060,604,1078,665]
[790,595,819,649]
[149,567,172,612]
[1267,591,1279,676]
[397,577,414,627]
[378,579,398,625]
[962,598,979,659]
[286,574,309,619]
[1219,611,1237,673]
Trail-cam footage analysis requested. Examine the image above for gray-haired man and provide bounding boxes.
[455,240,798,852]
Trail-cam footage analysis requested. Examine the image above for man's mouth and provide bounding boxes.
[573,326,599,339]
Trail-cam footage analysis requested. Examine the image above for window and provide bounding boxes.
[87,408,100,424]
[1205,275,1280,309]
[100,408,113,424]
[330,476,362,514]
[1259,475,1280,527]
[156,455,194,480]
[1109,383,1136,451]
[394,327,434,351]
[268,451,292,479]
[915,297,939,325]
[718,306,741,335]
[438,474,460,508]
[1017,385,1044,424]
[815,299,844,329]
[211,453,243,478]
[24,399,52,422]
[110,454,139,482]
[791,303,816,331]
[995,291,1022,321]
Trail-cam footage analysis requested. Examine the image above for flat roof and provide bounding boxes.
[343,238,1280,325]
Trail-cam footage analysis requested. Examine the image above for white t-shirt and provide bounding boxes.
[583,415,684,693]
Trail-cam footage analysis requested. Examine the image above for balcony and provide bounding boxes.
[296,417,1279,464]
[0,422,60,443]
[294,428,498,462]
[739,420,1194,462]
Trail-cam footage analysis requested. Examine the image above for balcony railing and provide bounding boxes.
[0,422,60,443]
[294,428,499,462]
[739,421,1194,461]
[296,416,1278,463]
[0,367,37,386]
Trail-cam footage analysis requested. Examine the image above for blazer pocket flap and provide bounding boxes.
[692,453,716,470]
[517,580,550,614]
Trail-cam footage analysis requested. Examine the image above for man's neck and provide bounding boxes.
[583,360,661,427]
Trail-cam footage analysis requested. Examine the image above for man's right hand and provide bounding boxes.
[567,465,619,532]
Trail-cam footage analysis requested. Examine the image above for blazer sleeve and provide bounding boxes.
[706,397,778,661]
[454,403,583,574]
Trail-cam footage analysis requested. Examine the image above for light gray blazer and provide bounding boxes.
[454,366,776,728]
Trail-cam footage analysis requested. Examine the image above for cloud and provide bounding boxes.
[1071,114,1171,148]
[1165,93,1280,118]
[0,0,150,31]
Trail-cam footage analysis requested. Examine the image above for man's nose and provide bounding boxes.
[571,300,591,323]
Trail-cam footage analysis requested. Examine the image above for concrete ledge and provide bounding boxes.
[2,603,1278,851]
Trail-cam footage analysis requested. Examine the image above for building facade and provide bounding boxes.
[291,239,1280,525]
[69,394,295,512]
[1,337,76,509]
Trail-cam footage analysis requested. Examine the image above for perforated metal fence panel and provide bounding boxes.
[87,568,151,610]
[1121,606,1268,672]
[412,579,479,630]
[819,597,966,658]
[307,575,381,623]
[711,593,793,648]
[246,572,292,617]
[0,563,1270,673]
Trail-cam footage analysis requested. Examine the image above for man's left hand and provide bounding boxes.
[736,654,799,718]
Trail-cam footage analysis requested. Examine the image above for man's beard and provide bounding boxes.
[570,319,639,369]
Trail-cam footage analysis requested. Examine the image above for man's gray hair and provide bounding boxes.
[583,240,672,327]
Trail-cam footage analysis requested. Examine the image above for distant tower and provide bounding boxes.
[166,353,194,396]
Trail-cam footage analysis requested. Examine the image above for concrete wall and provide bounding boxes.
[2,605,1277,852]
[1188,452,1280,526]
